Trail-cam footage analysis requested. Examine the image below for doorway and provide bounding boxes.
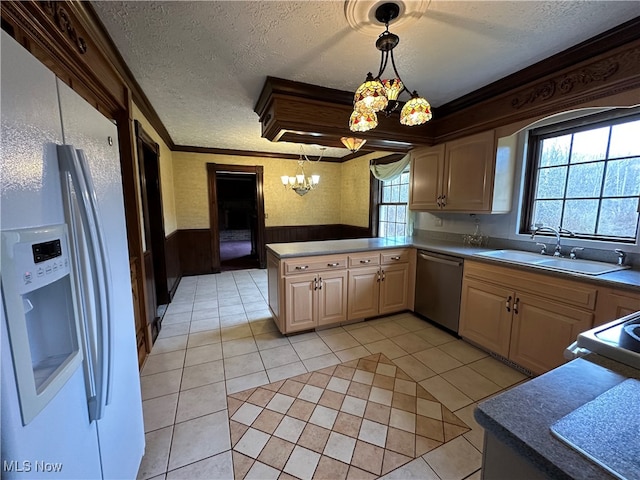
[207,164,266,272]
[135,121,169,339]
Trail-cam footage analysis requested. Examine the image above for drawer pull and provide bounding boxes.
[327,262,339,267]
[360,259,371,264]
[295,265,309,270]
[390,256,401,261]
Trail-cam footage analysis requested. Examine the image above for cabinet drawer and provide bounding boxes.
[284,255,347,274]
[348,252,380,268]
[464,260,597,311]
[381,249,411,264]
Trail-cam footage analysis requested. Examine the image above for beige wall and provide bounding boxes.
[340,152,387,228]
[171,151,356,229]
[131,103,178,236]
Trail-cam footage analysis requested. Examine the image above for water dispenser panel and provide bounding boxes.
[1,224,83,424]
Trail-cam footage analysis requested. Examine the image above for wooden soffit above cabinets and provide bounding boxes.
[255,17,640,149]
[254,77,435,153]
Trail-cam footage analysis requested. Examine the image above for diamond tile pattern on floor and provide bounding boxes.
[228,353,470,479]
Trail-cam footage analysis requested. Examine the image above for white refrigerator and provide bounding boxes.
[1,31,145,479]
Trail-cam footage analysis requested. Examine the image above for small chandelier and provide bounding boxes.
[349,2,432,133]
[340,137,367,153]
[280,147,324,196]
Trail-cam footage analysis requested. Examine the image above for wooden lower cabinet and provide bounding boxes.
[594,287,640,327]
[283,270,348,333]
[347,255,413,321]
[284,272,317,332]
[347,266,380,320]
[317,272,349,326]
[379,263,411,315]
[459,279,512,358]
[509,294,593,374]
[268,248,415,334]
[459,260,597,375]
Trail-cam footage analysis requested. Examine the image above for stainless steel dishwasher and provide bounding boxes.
[415,250,464,333]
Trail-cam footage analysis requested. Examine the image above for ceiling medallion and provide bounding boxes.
[344,0,430,36]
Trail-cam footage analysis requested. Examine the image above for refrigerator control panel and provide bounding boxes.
[2,225,71,295]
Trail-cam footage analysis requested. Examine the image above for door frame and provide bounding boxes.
[207,163,266,272]
[135,120,169,306]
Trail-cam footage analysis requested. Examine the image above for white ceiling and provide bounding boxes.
[92,1,639,157]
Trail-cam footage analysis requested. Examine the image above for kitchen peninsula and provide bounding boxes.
[266,238,418,335]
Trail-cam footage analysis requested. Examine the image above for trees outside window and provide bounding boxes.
[378,168,410,238]
[523,113,640,242]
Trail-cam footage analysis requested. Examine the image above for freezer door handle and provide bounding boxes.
[58,145,112,421]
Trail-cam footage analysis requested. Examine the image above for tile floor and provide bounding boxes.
[137,269,529,480]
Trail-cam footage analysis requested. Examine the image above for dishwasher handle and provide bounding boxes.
[418,252,463,267]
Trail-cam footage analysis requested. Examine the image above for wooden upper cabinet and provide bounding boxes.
[443,131,495,211]
[409,144,445,210]
[409,130,516,213]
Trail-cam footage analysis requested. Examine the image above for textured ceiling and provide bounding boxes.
[92,1,639,157]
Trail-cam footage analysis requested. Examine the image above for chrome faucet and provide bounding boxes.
[615,249,626,266]
[530,226,574,257]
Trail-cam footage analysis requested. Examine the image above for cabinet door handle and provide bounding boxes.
[318,277,322,290]
[436,195,442,208]
[441,194,446,207]
[505,295,512,312]
[296,265,309,270]
[513,297,519,314]
[360,259,371,264]
[327,262,339,267]
[313,278,318,290]
[376,272,381,282]
[381,270,385,281]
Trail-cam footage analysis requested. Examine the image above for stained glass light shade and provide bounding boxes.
[340,137,367,153]
[354,74,388,113]
[400,93,432,126]
[382,79,404,101]
[349,109,378,132]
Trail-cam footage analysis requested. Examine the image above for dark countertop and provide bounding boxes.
[266,237,640,292]
[475,355,640,480]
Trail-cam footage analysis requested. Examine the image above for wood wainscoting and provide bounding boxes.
[265,224,371,244]
[171,225,371,276]
[177,229,213,276]
[165,230,181,300]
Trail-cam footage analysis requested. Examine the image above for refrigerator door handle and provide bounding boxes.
[57,145,111,421]
[76,149,114,410]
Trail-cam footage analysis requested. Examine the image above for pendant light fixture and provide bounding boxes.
[340,137,367,153]
[349,2,432,133]
[280,146,324,196]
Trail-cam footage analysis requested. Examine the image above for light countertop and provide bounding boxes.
[266,237,640,292]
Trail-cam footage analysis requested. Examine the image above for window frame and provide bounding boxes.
[376,166,411,238]
[520,110,640,244]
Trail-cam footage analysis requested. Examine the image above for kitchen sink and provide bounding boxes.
[474,249,630,275]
